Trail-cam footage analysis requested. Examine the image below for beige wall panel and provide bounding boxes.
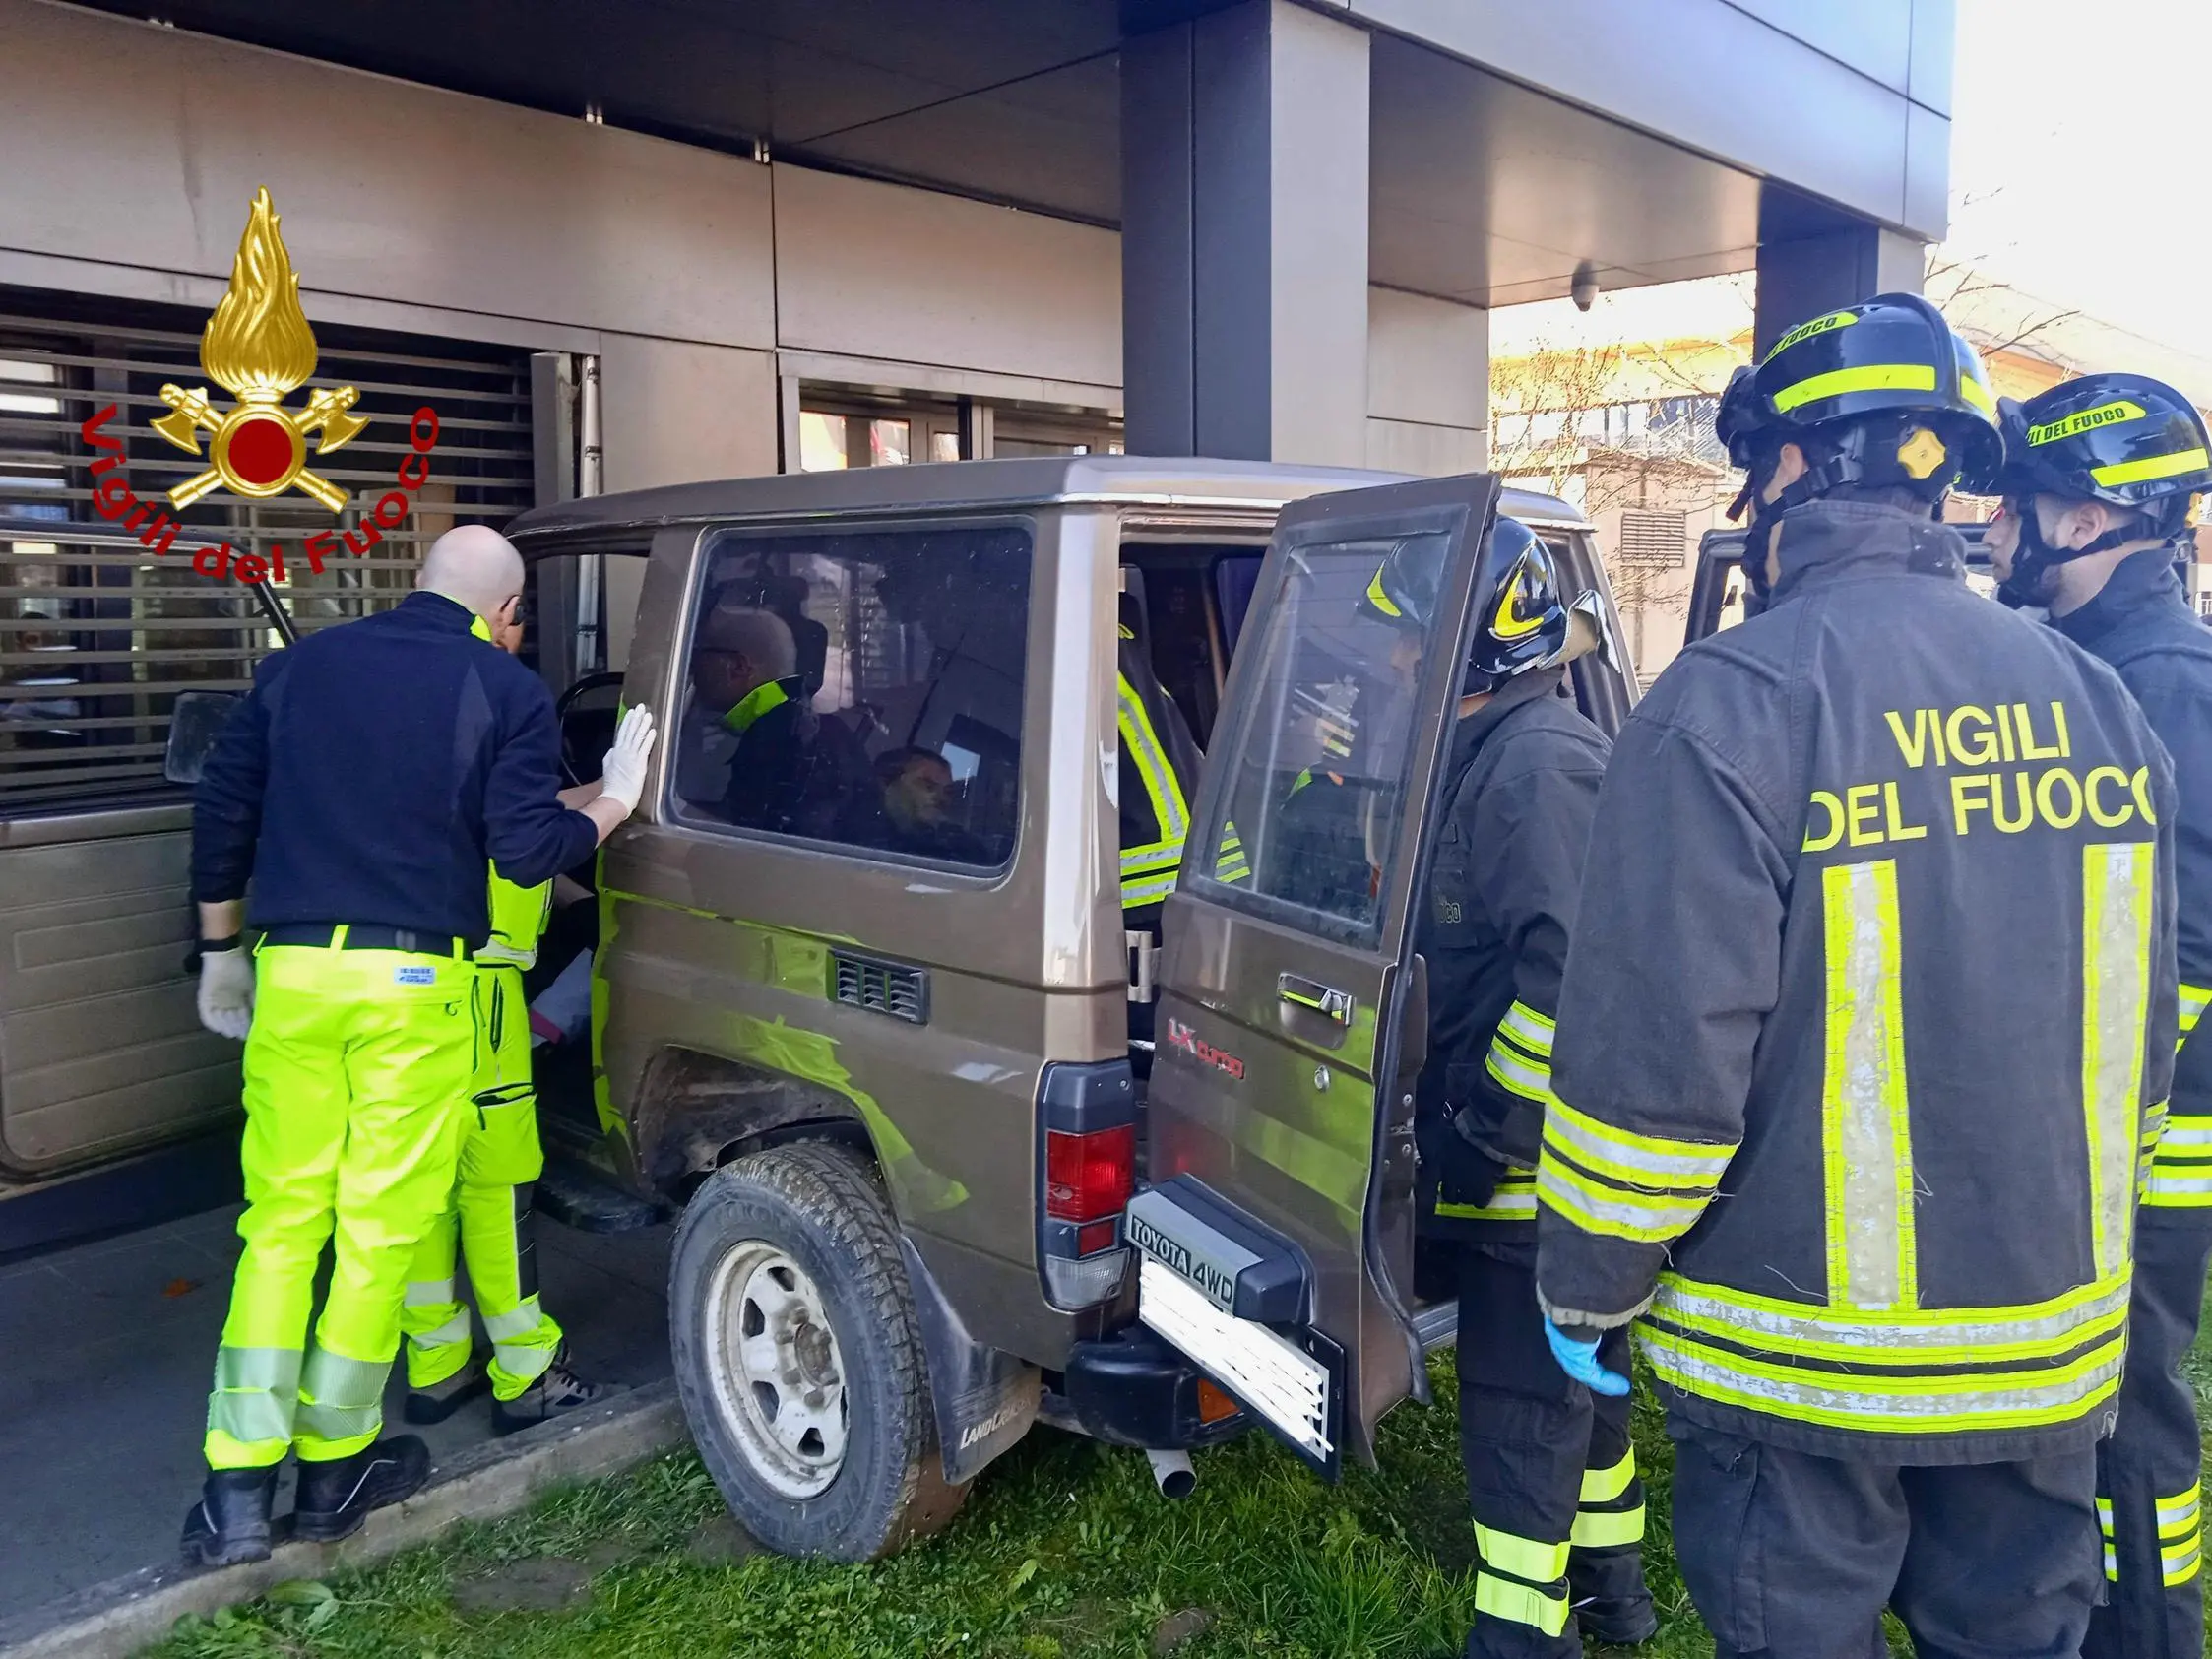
[1365,418,1486,478]
[598,336,781,493]
[774,166,1120,386]
[0,0,775,348]
[1367,287,1488,432]
[596,335,778,668]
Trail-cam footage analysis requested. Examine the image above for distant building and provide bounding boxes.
[1489,268,2212,682]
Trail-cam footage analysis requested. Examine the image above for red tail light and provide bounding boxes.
[1046,1124,1136,1223]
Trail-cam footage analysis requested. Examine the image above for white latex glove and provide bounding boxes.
[597,704,658,816]
[197,948,255,1041]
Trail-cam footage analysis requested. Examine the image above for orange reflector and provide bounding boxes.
[1196,1378,1239,1423]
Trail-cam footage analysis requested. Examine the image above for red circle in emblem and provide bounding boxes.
[226,416,295,486]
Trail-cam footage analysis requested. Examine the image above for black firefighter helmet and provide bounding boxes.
[1717,292,2003,532]
[1359,516,1588,695]
[1982,372,2211,606]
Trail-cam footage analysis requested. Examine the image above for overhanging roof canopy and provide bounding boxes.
[80,0,1919,308]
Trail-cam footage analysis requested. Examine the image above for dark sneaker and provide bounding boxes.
[404,1355,490,1425]
[180,1465,280,1567]
[291,1436,430,1543]
[491,1349,609,1436]
[1576,1594,1660,1646]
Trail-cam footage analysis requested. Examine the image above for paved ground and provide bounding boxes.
[0,1203,672,1616]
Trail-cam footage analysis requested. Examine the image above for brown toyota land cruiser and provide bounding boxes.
[488,456,1635,1559]
[58,457,1628,1560]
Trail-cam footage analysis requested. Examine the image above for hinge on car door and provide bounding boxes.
[1125,929,1159,1004]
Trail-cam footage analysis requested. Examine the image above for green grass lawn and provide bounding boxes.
[149,1294,2212,1659]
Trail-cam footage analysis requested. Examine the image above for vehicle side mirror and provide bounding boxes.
[164,690,243,785]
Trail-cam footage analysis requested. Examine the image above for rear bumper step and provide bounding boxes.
[1050,1324,1249,1450]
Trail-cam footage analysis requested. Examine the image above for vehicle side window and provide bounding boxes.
[670,523,1031,871]
[1189,532,1453,947]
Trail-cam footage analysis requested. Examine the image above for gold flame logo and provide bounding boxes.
[152,188,364,511]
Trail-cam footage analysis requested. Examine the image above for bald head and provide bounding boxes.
[417,525,526,627]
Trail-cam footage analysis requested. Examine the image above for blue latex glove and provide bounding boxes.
[1544,1317,1630,1396]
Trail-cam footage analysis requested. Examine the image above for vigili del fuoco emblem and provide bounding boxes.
[151,187,365,512]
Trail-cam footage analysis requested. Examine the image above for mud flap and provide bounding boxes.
[899,1234,1042,1485]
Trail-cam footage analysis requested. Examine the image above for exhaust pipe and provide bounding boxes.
[1145,1447,1196,1499]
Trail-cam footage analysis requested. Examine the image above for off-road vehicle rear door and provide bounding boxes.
[1131,472,1501,1475]
[1685,521,1997,646]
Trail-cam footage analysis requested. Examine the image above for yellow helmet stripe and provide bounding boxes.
[1771,362,1937,413]
[2092,448,2211,488]
[1364,567,1402,618]
[1959,375,1996,415]
[1492,577,1546,639]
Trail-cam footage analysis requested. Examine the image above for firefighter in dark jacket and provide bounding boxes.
[1395,517,1652,1655]
[1980,372,2212,1659]
[1534,294,2180,1658]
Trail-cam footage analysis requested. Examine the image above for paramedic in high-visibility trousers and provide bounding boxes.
[1384,517,1654,1655]
[400,596,609,1436]
[1533,295,2180,1658]
[183,525,658,1566]
[1980,371,2212,1659]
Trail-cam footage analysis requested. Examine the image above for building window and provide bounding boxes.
[1615,509,1689,567]
[797,410,925,471]
[669,522,1032,870]
[793,384,1120,471]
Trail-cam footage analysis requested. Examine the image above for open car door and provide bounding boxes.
[1131,472,1502,1476]
[1686,520,2000,647]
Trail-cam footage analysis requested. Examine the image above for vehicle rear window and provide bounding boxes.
[670,523,1031,870]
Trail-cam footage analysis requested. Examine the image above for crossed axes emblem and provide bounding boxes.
[152,384,367,512]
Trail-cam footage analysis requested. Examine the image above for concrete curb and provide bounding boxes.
[0,1380,688,1659]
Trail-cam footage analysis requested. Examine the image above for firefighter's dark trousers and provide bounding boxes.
[1670,1422,2102,1659]
[2084,1222,2212,1659]
[1457,1247,1649,1657]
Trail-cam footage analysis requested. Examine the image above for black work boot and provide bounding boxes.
[1576,1593,1660,1646]
[181,1464,281,1567]
[291,1436,430,1543]
[491,1348,609,1436]
[404,1355,490,1425]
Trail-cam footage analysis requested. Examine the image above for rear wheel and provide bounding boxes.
[668,1142,966,1560]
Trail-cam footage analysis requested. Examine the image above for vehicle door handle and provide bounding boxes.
[1279,973,1353,1026]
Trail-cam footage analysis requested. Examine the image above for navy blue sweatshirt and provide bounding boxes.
[191,590,599,943]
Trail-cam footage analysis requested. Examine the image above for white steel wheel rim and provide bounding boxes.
[704,1241,850,1499]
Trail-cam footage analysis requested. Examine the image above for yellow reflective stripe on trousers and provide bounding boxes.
[1581,1449,1635,1504]
[2082,843,2154,1278]
[207,1345,301,1447]
[2163,1481,2204,1585]
[1651,1271,2131,1365]
[2146,1110,2212,1205]
[1474,1523,1569,1585]
[1821,860,1916,1310]
[1543,1095,1736,1188]
[1571,1503,1645,1550]
[1638,1322,2123,1435]
[1473,1572,1569,1636]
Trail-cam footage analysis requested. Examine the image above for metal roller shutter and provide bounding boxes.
[0,287,535,811]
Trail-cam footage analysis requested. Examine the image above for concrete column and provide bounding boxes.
[1121,1,1370,465]
[1754,222,1927,357]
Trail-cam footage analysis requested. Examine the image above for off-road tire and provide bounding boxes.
[669,1141,968,1560]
